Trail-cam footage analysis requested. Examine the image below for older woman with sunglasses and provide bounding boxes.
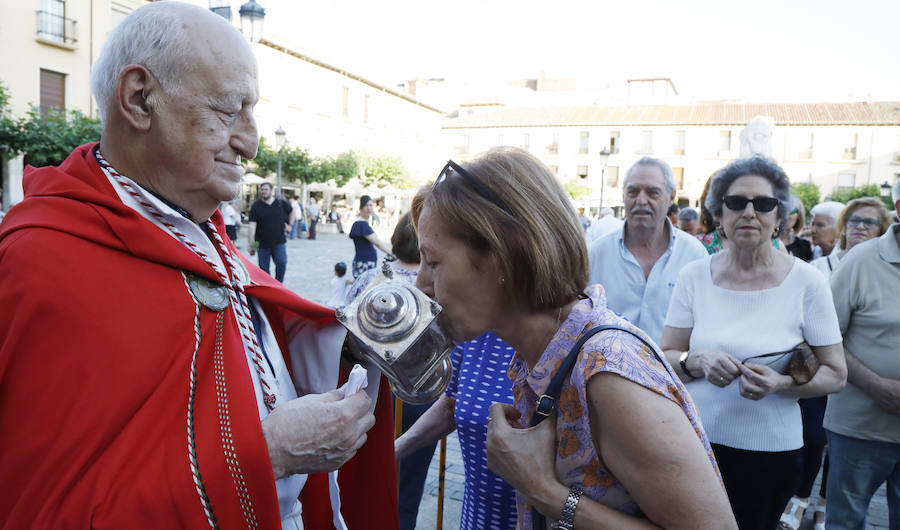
[660,156,846,530]
[414,148,735,530]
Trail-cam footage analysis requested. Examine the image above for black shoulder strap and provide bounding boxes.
[530,324,671,427]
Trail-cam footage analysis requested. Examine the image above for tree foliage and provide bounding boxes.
[790,182,820,215]
[0,81,102,167]
[247,140,410,188]
[564,179,592,200]
[358,152,413,188]
[829,183,892,209]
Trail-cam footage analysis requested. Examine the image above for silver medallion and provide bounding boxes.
[187,274,231,312]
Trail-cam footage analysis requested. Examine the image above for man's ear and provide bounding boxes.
[113,65,154,132]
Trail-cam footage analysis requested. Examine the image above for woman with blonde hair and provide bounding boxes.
[811,197,891,279]
[413,148,736,529]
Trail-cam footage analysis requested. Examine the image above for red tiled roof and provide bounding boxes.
[443,102,900,128]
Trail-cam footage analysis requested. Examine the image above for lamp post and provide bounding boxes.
[275,126,286,197]
[597,147,611,209]
[881,181,892,198]
[238,0,265,42]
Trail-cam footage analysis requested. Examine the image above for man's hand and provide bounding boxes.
[262,389,375,480]
[870,377,900,416]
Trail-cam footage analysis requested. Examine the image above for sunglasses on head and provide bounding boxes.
[723,195,780,213]
[435,160,513,216]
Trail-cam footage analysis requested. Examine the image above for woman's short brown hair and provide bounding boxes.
[390,212,420,264]
[837,197,891,249]
[411,148,588,312]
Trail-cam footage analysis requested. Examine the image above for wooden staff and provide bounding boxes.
[436,436,447,530]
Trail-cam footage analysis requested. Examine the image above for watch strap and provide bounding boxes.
[556,487,583,530]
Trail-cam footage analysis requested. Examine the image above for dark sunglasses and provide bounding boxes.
[435,160,513,216]
[723,195,780,213]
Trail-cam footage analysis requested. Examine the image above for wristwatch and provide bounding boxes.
[555,487,583,530]
[679,350,699,380]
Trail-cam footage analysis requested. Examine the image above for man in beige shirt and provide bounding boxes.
[824,180,900,529]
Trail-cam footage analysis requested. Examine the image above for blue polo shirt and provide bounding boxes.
[587,219,707,343]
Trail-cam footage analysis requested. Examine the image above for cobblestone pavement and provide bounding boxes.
[238,223,889,530]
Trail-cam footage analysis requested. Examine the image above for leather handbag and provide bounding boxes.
[743,342,820,385]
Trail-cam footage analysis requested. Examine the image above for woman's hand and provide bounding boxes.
[486,402,558,505]
[738,363,791,400]
[690,349,742,387]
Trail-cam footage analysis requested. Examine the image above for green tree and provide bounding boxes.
[0,80,102,167]
[358,152,414,188]
[564,179,592,200]
[247,136,315,183]
[790,182,820,215]
[829,183,892,209]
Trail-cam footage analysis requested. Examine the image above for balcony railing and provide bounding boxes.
[36,10,77,46]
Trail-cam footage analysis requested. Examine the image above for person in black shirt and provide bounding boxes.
[780,195,813,262]
[248,182,295,282]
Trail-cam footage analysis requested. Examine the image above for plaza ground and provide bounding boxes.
[239,224,889,530]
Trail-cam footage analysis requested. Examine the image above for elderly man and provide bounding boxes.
[588,157,707,343]
[0,3,374,528]
[823,179,900,528]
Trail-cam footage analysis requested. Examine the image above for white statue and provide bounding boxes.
[740,115,775,158]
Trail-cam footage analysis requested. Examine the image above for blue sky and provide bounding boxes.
[246,0,900,102]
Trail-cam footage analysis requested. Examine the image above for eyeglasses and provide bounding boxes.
[846,215,881,229]
[722,195,780,213]
[435,160,513,216]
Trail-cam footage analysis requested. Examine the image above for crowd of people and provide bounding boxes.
[1,3,898,530]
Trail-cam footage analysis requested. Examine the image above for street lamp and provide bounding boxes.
[597,147,611,208]
[275,126,286,197]
[239,0,265,42]
[880,181,892,198]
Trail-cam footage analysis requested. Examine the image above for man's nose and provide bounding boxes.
[234,111,259,160]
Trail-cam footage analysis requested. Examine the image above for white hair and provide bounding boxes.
[893,177,900,203]
[625,157,676,195]
[599,207,614,218]
[90,2,202,124]
[810,201,845,228]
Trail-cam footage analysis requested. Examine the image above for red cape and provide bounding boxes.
[0,144,395,529]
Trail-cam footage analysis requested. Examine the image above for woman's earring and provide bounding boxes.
[772,226,781,239]
[499,276,505,284]
[715,225,726,240]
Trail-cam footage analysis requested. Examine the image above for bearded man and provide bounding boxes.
[0,3,375,528]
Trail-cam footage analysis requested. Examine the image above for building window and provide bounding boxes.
[838,172,856,189]
[718,131,731,157]
[606,166,619,187]
[37,0,77,46]
[638,130,653,154]
[799,133,814,160]
[39,68,66,117]
[609,131,620,154]
[519,133,530,151]
[455,134,470,156]
[579,131,590,155]
[674,130,686,155]
[342,87,350,118]
[843,133,858,160]
[577,165,589,179]
[547,133,559,155]
[363,94,369,124]
[673,167,684,190]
